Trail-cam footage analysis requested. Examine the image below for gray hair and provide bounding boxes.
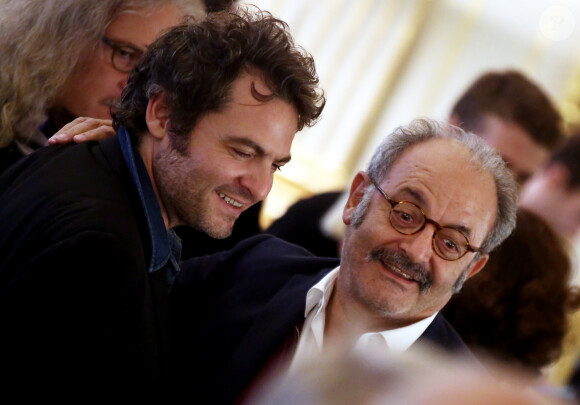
[0,0,205,147]
[362,117,517,253]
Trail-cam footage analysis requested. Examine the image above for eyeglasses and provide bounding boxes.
[369,177,481,261]
[101,36,145,73]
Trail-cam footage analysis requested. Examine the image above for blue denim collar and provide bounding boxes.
[118,127,181,278]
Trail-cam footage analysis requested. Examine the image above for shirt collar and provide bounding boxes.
[304,266,339,317]
[305,266,437,352]
[117,127,181,274]
[359,313,437,352]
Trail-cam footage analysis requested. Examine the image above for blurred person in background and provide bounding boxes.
[536,131,580,396]
[443,208,580,377]
[247,343,573,405]
[519,132,580,241]
[449,69,564,186]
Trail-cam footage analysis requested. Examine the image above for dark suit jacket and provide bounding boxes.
[0,136,169,399]
[170,234,478,405]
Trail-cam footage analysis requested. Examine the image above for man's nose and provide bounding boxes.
[240,166,274,202]
[398,225,435,264]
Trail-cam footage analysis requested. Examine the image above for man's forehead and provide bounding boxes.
[389,138,471,172]
[384,138,493,194]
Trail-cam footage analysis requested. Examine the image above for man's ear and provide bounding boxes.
[343,171,369,225]
[145,91,170,140]
[465,253,489,280]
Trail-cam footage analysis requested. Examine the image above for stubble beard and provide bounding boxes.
[152,147,235,239]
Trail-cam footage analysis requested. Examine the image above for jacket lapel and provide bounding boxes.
[220,269,329,401]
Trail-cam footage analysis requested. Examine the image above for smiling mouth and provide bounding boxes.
[217,192,243,208]
[383,261,432,293]
[369,249,432,292]
[388,264,417,282]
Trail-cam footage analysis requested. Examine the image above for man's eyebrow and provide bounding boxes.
[400,187,426,207]
[450,223,472,238]
[108,37,146,53]
[231,137,291,164]
[400,186,473,237]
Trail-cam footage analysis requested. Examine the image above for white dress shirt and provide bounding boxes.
[287,266,437,374]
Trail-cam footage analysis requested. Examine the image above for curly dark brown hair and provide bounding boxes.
[443,208,580,374]
[113,5,325,146]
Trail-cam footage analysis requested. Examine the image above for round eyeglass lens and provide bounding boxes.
[390,202,424,233]
[433,227,467,260]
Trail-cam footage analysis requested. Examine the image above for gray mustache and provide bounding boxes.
[368,249,433,292]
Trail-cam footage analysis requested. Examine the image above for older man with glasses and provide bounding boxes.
[169,117,518,405]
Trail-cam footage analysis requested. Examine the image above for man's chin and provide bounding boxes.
[184,212,237,239]
[200,222,234,240]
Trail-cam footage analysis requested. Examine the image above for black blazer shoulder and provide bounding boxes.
[171,234,340,403]
[0,136,167,397]
[172,234,340,332]
[177,233,339,283]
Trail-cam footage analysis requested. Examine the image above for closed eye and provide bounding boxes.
[232,148,252,159]
[117,48,134,57]
[114,45,142,61]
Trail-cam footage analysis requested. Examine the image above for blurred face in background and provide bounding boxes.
[519,163,580,239]
[56,4,201,121]
[468,114,550,186]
